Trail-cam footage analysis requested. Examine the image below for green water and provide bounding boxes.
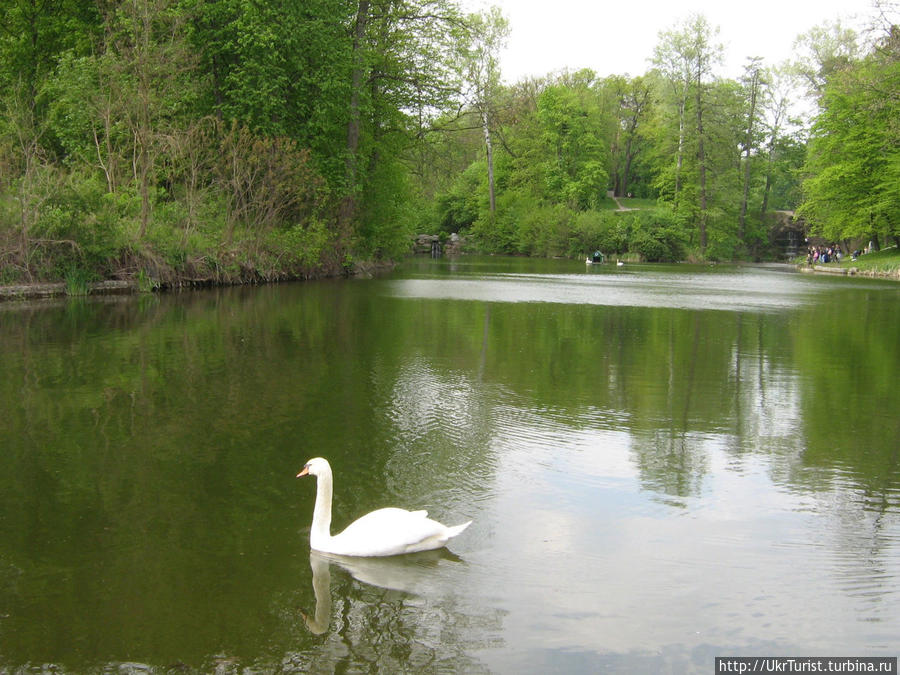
[1,258,898,673]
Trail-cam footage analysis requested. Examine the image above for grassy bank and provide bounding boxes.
[797,246,900,279]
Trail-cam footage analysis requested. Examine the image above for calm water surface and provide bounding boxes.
[1,258,898,673]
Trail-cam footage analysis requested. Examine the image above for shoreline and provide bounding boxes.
[0,280,137,301]
[0,259,398,303]
[3,258,897,302]
[797,264,900,280]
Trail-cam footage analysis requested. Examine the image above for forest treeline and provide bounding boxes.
[0,0,897,286]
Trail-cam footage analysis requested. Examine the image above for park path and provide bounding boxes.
[612,195,636,212]
[607,190,636,212]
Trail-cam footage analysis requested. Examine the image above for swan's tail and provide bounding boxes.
[445,520,472,539]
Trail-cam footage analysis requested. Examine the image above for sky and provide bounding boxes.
[462,0,883,83]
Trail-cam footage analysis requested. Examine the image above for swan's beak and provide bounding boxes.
[296,465,310,478]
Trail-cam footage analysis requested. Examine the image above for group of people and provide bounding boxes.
[805,240,877,265]
[806,244,842,265]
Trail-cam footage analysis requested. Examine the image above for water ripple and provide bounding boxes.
[387,267,818,313]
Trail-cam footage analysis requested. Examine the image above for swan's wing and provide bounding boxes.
[331,508,451,557]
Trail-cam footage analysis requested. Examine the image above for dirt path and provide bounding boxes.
[612,195,636,212]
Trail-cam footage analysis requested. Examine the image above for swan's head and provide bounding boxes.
[297,457,330,478]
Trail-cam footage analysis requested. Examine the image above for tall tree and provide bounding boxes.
[759,64,794,220]
[0,0,100,112]
[608,75,653,198]
[652,25,693,207]
[652,14,722,252]
[799,22,900,248]
[536,73,611,210]
[110,0,196,239]
[792,21,860,99]
[738,57,764,244]
[464,6,508,214]
[688,15,721,252]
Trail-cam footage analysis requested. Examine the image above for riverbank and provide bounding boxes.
[796,246,900,281]
[0,280,137,301]
[0,260,397,302]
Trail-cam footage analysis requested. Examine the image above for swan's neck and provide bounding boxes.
[310,469,333,549]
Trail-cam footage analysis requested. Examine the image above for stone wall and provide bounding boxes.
[412,233,465,256]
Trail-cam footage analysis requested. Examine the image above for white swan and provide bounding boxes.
[296,457,471,557]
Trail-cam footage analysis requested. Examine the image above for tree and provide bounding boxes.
[464,7,508,214]
[738,57,764,245]
[799,23,900,248]
[652,14,722,252]
[792,21,860,99]
[0,0,100,112]
[652,23,693,206]
[759,64,795,220]
[110,0,198,240]
[607,75,654,198]
[536,75,611,210]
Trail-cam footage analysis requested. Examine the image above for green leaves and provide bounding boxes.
[799,28,900,245]
[536,82,612,210]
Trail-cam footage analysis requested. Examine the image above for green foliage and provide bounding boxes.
[537,83,611,209]
[0,0,893,281]
[467,189,529,253]
[568,210,629,257]
[35,171,131,276]
[0,0,478,284]
[628,209,686,262]
[355,157,418,260]
[513,202,574,257]
[435,161,487,233]
[798,28,900,246]
[63,264,94,295]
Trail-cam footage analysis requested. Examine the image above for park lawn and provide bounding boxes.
[841,246,900,274]
[618,197,659,209]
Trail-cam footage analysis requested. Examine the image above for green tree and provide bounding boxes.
[759,64,798,220]
[651,14,723,253]
[463,6,508,214]
[536,75,611,210]
[607,75,654,198]
[799,24,900,248]
[737,57,764,246]
[0,0,101,112]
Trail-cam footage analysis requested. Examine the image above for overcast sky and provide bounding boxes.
[462,0,884,83]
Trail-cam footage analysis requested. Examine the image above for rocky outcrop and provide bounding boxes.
[412,233,465,256]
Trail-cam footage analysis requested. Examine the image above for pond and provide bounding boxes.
[1,258,899,673]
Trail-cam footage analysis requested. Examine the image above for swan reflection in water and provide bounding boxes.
[302,548,465,634]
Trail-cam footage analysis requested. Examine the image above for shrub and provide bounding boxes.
[435,161,486,234]
[628,208,686,262]
[567,210,629,257]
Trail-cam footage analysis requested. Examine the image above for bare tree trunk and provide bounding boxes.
[760,162,773,218]
[338,0,370,250]
[760,111,785,221]
[482,108,495,213]
[696,87,708,252]
[622,136,634,198]
[739,66,761,243]
[675,98,685,205]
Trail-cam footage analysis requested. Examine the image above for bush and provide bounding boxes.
[567,210,629,257]
[628,208,686,262]
[515,202,573,256]
[435,161,487,234]
[468,188,533,253]
[34,171,132,277]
